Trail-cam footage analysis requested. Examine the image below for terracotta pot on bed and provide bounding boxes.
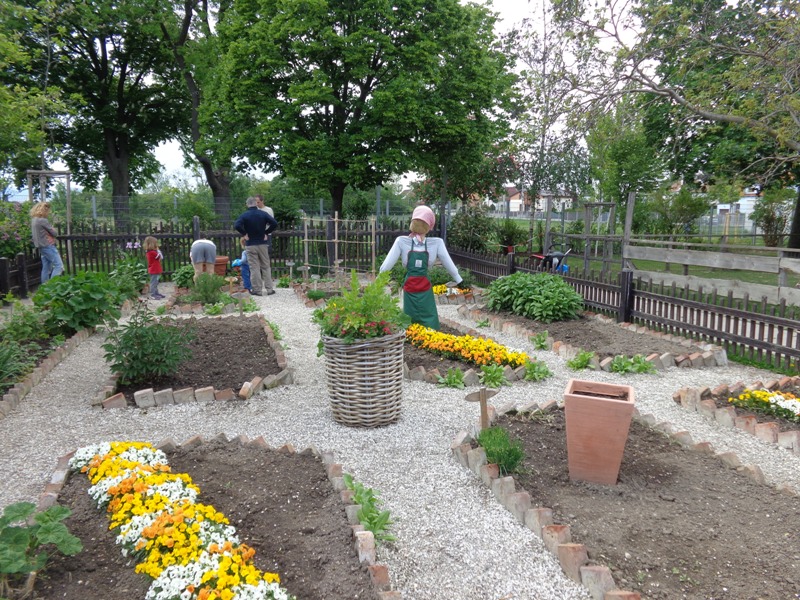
[563,379,635,486]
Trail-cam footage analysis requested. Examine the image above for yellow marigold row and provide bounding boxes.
[406,323,529,367]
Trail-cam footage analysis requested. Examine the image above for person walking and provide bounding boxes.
[30,202,64,283]
[189,238,217,283]
[143,236,164,299]
[234,197,278,296]
[379,205,462,330]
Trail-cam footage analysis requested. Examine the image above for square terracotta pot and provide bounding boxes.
[563,379,635,486]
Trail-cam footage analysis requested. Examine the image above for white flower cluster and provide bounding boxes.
[771,392,800,415]
[145,552,292,600]
[69,442,112,470]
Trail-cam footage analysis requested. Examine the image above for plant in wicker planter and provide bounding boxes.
[312,271,410,427]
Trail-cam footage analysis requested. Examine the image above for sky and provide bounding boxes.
[154,0,535,175]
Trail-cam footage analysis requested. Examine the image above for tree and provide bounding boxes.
[646,186,712,237]
[8,0,188,227]
[213,0,515,218]
[751,187,795,247]
[552,0,800,248]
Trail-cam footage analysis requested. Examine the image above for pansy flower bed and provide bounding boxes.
[431,284,471,296]
[728,388,800,424]
[69,442,295,600]
[406,323,529,368]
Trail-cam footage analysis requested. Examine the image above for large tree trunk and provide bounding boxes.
[103,130,131,230]
[198,157,232,224]
[330,181,346,217]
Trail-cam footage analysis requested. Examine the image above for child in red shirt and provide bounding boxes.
[144,236,164,299]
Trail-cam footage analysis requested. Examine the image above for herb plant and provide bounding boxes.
[479,363,509,388]
[0,343,36,396]
[610,354,657,374]
[486,272,583,323]
[171,265,196,289]
[437,367,466,389]
[0,501,82,598]
[342,474,396,544]
[567,349,595,370]
[522,359,552,382]
[102,302,196,385]
[109,252,148,300]
[33,270,122,335]
[476,426,525,475]
[530,330,549,350]
[476,318,490,328]
[188,273,227,305]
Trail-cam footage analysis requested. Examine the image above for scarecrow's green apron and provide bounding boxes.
[403,239,439,330]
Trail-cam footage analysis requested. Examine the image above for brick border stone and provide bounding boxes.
[94,314,293,409]
[0,327,93,422]
[40,435,401,598]
[672,376,800,456]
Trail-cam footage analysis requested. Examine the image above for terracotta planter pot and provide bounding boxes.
[563,379,635,485]
[214,256,229,276]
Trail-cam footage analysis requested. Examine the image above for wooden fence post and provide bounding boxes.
[617,269,633,323]
[192,215,200,241]
[16,252,29,299]
[507,251,516,276]
[0,257,9,296]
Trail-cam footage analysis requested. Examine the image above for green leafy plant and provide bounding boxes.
[0,296,49,343]
[239,298,259,313]
[530,330,549,350]
[154,305,167,315]
[0,501,83,599]
[33,270,122,335]
[312,270,410,345]
[102,302,196,386]
[342,474,396,544]
[0,342,36,396]
[476,426,525,475]
[204,302,225,315]
[479,363,509,388]
[522,359,552,382]
[109,252,148,300]
[486,272,583,323]
[437,367,466,389]
[566,349,595,370]
[494,218,528,252]
[277,275,291,288]
[187,273,227,305]
[306,289,328,302]
[476,318,490,328]
[171,264,196,289]
[610,354,657,374]
[265,320,283,340]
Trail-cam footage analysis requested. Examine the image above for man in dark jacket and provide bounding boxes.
[234,197,278,295]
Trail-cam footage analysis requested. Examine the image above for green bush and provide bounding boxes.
[187,273,227,305]
[0,296,49,343]
[33,271,122,335]
[171,264,196,289]
[0,342,36,396]
[494,218,528,252]
[476,426,525,475]
[486,272,583,323]
[0,201,32,260]
[448,203,493,252]
[109,253,148,300]
[0,501,82,598]
[102,302,195,386]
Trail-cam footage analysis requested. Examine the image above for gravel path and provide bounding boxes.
[1,286,798,600]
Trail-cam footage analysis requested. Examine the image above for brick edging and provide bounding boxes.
[451,402,798,600]
[673,376,800,456]
[94,314,293,410]
[0,327,94,421]
[40,436,400,599]
[456,304,728,371]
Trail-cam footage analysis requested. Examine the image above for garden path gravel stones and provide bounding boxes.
[0,286,798,599]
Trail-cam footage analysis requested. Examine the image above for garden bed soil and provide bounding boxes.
[114,316,282,403]
[493,408,800,600]
[34,439,375,600]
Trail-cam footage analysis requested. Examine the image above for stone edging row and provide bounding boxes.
[456,304,729,370]
[38,434,400,600]
[674,376,800,456]
[450,400,798,600]
[0,327,93,422]
[94,314,293,410]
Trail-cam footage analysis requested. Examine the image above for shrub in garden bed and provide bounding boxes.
[486,272,582,323]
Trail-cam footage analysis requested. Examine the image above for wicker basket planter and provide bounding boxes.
[322,329,405,427]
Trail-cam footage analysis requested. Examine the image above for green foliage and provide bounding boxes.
[476,426,525,476]
[102,302,195,386]
[751,187,794,247]
[265,320,282,341]
[342,474,396,544]
[428,265,473,289]
[239,298,259,313]
[0,342,36,396]
[478,363,509,388]
[610,355,657,374]
[566,350,595,370]
[486,272,583,323]
[312,271,410,344]
[522,360,552,382]
[306,290,328,302]
[187,273,227,305]
[33,271,121,335]
[448,203,494,252]
[0,201,32,259]
[494,218,528,252]
[109,252,148,300]
[171,265,196,289]
[437,367,466,389]
[203,302,225,316]
[0,296,49,343]
[0,501,82,596]
[476,318,490,328]
[530,330,549,350]
[277,276,291,288]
